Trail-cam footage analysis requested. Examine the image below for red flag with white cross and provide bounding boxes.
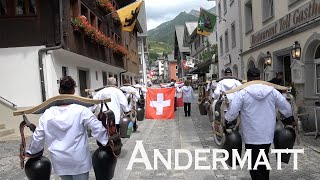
[146,88,175,119]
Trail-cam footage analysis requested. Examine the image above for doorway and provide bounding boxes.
[275,54,292,85]
[78,69,89,97]
[283,55,292,85]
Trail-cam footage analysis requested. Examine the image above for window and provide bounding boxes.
[176,73,179,77]
[1,0,37,16]
[95,71,98,81]
[245,0,253,33]
[16,0,37,15]
[225,30,229,53]
[231,22,236,48]
[62,66,68,77]
[219,36,223,55]
[0,0,7,16]
[223,0,227,14]
[175,65,178,70]
[98,19,103,31]
[90,12,96,27]
[81,4,88,19]
[102,72,107,86]
[316,64,320,94]
[262,0,274,22]
[218,2,221,22]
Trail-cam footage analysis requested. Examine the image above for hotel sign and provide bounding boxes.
[251,0,320,46]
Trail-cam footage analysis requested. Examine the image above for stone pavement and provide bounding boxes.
[1,98,320,179]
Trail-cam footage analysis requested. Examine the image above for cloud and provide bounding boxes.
[145,0,216,30]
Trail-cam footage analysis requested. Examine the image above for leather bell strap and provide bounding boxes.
[97,102,122,157]
[19,115,37,169]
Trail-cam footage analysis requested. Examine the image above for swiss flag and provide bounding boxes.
[146,88,175,119]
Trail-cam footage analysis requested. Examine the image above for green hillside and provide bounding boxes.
[148,41,173,54]
[148,11,198,45]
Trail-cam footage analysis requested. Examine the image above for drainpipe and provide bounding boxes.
[38,0,64,102]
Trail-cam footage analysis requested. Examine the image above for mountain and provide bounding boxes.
[188,9,200,17]
[147,11,198,45]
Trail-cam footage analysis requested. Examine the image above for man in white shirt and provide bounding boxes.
[27,76,108,180]
[213,67,242,100]
[225,68,293,180]
[120,78,140,131]
[93,77,131,133]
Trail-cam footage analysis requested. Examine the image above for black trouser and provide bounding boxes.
[245,144,271,180]
[184,103,191,116]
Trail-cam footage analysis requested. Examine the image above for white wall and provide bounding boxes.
[45,49,129,98]
[0,46,44,107]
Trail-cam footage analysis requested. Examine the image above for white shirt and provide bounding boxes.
[213,78,242,100]
[93,87,131,124]
[225,84,292,144]
[27,104,108,176]
[120,85,140,103]
[133,84,147,98]
[206,81,217,97]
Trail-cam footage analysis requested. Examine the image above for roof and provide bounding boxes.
[175,26,190,53]
[137,1,147,36]
[185,22,198,36]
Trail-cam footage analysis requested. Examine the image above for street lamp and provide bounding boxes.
[265,51,272,66]
[292,41,301,60]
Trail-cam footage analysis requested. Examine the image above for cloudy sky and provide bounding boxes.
[145,0,216,31]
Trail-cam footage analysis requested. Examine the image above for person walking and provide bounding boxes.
[180,80,194,117]
[225,68,293,180]
[27,76,108,180]
[92,77,131,133]
[213,67,242,101]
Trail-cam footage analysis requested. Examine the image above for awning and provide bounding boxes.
[187,60,212,74]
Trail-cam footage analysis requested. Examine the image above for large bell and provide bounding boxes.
[136,107,145,121]
[198,103,207,115]
[92,146,117,180]
[120,116,132,138]
[222,131,242,167]
[274,126,296,164]
[25,156,51,180]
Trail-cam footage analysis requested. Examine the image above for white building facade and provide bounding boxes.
[240,0,320,131]
[217,0,243,78]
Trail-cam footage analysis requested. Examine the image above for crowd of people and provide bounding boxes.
[25,68,294,180]
[26,76,147,179]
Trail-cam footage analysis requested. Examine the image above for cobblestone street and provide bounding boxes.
[1,99,320,180]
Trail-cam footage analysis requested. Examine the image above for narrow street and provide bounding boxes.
[1,96,320,180]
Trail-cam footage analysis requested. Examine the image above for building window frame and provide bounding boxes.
[225,29,229,53]
[262,0,274,23]
[218,2,222,23]
[231,22,236,48]
[0,0,39,17]
[219,36,223,56]
[315,60,320,94]
[223,0,227,15]
[245,0,253,34]
[62,66,68,77]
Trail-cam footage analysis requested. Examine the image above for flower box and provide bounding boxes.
[71,16,128,56]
